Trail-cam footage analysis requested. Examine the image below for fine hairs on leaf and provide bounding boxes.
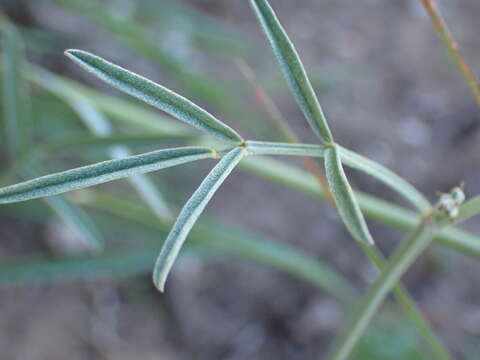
[249,0,332,143]
[2,2,480,359]
[325,145,374,245]
[250,0,374,246]
[0,147,215,204]
[153,147,245,291]
[65,49,244,144]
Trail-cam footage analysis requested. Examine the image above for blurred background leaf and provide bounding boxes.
[1,1,479,359]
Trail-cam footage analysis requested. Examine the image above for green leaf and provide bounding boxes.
[338,146,431,213]
[324,145,374,244]
[326,219,439,360]
[1,19,32,158]
[65,49,243,143]
[0,147,215,204]
[153,147,245,291]
[250,0,333,143]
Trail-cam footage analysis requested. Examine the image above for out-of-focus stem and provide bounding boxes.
[420,0,480,107]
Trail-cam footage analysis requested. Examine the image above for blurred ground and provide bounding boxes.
[1,0,480,359]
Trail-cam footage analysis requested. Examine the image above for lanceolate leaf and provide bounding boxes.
[324,145,374,245]
[338,146,431,213]
[0,147,215,204]
[65,49,243,143]
[153,147,245,291]
[250,0,333,143]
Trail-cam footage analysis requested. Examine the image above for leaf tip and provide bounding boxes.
[64,49,90,64]
[64,48,79,57]
[152,270,166,293]
[365,233,375,246]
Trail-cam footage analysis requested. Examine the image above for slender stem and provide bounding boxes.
[420,0,480,107]
[246,140,326,157]
[360,244,451,360]
[327,216,443,360]
[235,58,335,204]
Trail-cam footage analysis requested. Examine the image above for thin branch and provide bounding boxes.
[235,58,335,204]
[420,0,480,107]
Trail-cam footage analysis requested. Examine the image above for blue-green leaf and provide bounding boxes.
[65,49,243,143]
[153,147,245,291]
[250,0,333,143]
[0,147,215,204]
[324,145,374,245]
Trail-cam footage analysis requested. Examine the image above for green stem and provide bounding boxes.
[360,244,451,360]
[326,217,442,360]
[246,140,327,157]
[245,141,430,213]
